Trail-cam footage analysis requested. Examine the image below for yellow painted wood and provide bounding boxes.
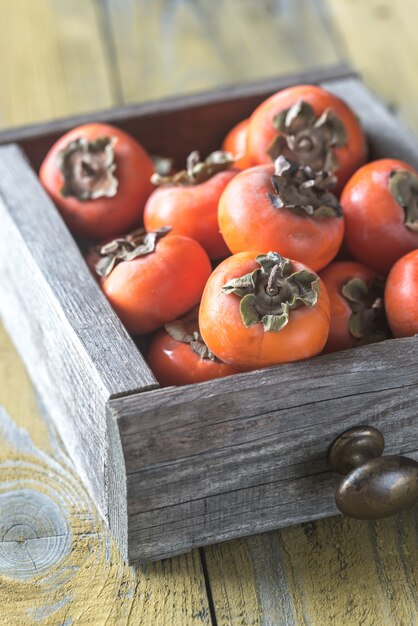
[105,0,340,103]
[0,324,50,452]
[2,1,418,624]
[325,0,418,136]
[0,324,211,625]
[204,512,418,625]
[0,0,115,129]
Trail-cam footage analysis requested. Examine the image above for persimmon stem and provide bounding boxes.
[266,264,281,296]
[81,159,96,178]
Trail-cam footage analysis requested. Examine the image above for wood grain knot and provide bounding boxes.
[0,487,70,580]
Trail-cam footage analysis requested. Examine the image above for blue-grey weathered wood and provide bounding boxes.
[0,146,157,560]
[110,337,418,562]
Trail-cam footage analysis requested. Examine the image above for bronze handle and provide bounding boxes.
[328,426,418,520]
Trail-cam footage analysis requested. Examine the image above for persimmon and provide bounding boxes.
[199,251,330,370]
[341,159,418,274]
[97,227,211,334]
[319,261,389,353]
[147,307,240,386]
[218,156,344,271]
[222,119,251,169]
[385,249,418,337]
[144,151,235,259]
[40,123,154,240]
[246,85,367,191]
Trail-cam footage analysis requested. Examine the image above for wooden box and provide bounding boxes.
[1,65,418,564]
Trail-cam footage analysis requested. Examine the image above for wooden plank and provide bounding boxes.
[325,0,418,136]
[0,64,356,172]
[110,337,418,561]
[104,0,341,103]
[0,324,211,626]
[0,145,158,561]
[0,0,115,129]
[204,511,418,625]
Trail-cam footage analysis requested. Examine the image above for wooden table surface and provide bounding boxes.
[1,1,418,624]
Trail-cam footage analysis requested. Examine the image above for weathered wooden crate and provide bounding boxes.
[0,65,418,564]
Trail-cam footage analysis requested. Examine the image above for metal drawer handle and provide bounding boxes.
[328,426,418,520]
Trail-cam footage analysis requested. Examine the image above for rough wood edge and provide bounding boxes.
[0,64,355,146]
[110,336,418,429]
[0,144,157,559]
[106,404,128,562]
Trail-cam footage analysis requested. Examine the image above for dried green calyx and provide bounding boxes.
[268,156,342,218]
[94,226,171,277]
[389,169,418,232]
[268,100,348,173]
[165,309,218,361]
[151,150,235,186]
[58,136,118,200]
[342,276,389,344]
[222,252,320,332]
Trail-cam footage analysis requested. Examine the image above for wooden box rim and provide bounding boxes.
[1,63,418,563]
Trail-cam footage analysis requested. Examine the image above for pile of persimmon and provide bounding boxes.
[39,83,418,387]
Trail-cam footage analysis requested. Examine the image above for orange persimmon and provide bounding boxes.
[246,85,366,191]
[147,308,240,386]
[199,250,330,370]
[218,157,344,272]
[40,123,154,240]
[319,261,389,353]
[98,228,211,334]
[385,249,418,337]
[144,151,235,259]
[341,159,418,274]
[222,119,251,169]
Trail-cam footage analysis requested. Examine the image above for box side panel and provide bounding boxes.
[111,338,418,561]
[0,145,157,553]
[0,212,109,513]
[323,77,418,168]
[0,65,355,171]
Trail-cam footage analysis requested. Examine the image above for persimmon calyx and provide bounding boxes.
[267,99,347,173]
[58,136,118,200]
[268,156,342,218]
[389,170,418,232]
[165,316,218,361]
[151,150,236,186]
[222,251,320,332]
[342,276,389,344]
[94,226,171,277]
